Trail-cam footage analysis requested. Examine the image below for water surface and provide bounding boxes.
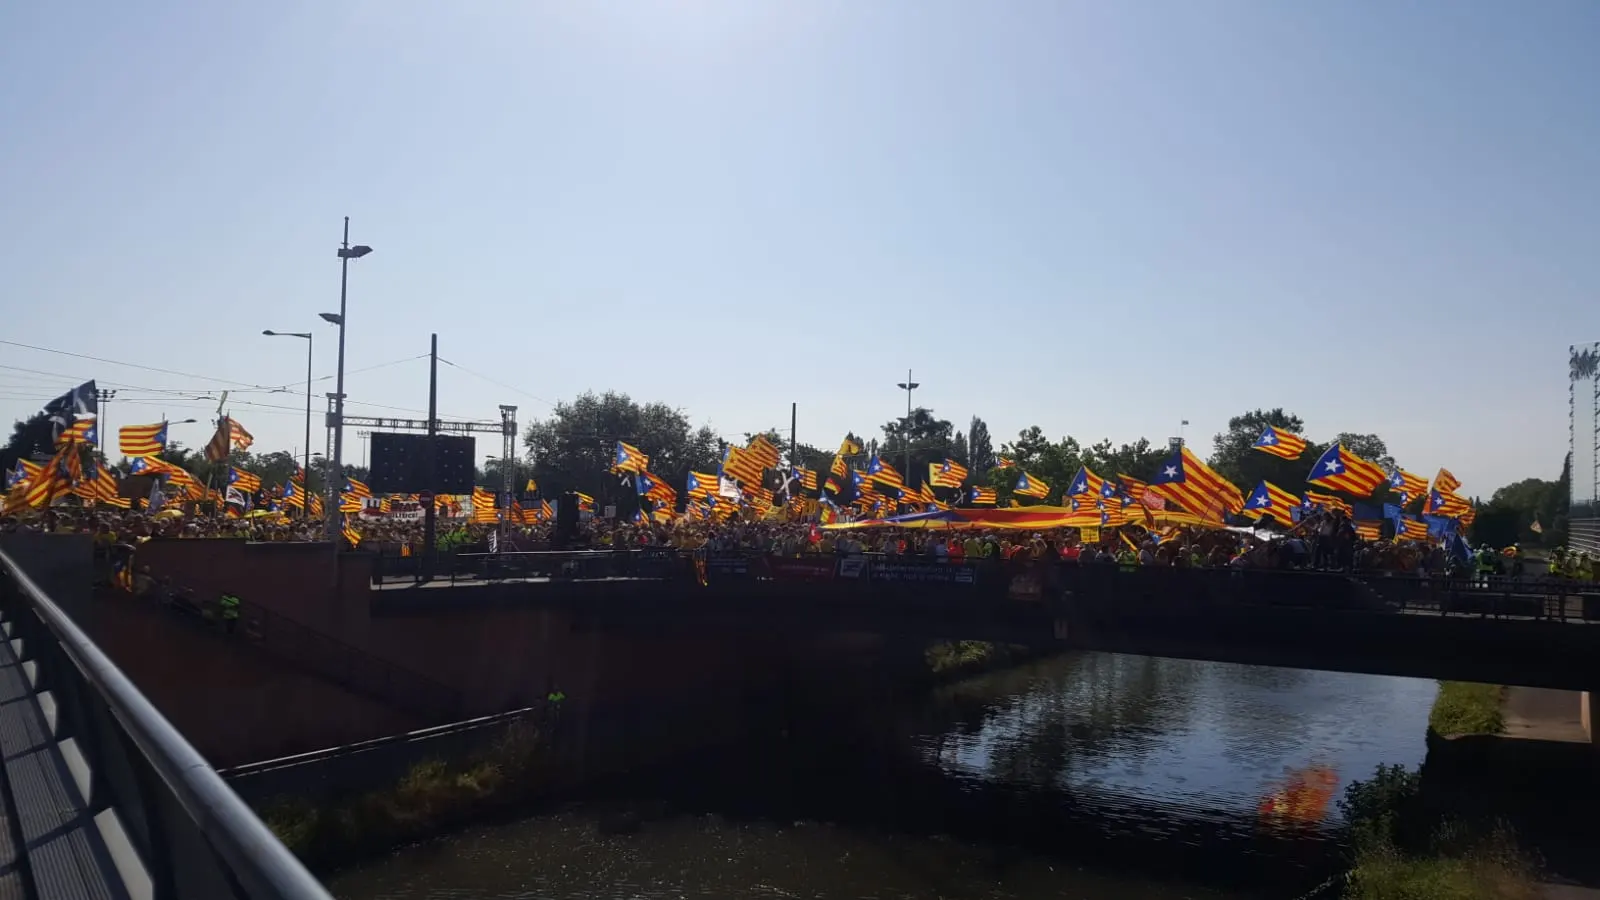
[329,653,1438,899]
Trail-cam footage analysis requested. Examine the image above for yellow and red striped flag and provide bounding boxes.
[119,423,168,457]
[1149,447,1244,520]
[1013,471,1050,499]
[685,472,717,499]
[1067,465,1105,498]
[930,459,968,488]
[203,417,232,463]
[746,435,782,471]
[56,419,97,448]
[1388,469,1428,502]
[1252,425,1308,460]
[1305,490,1353,516]
[1245,481,1302,524]
[1396,519,1430,541]
[1305,443,1387,497]
[612,441,650,475]
[721,446,765,486]
[1432,468,1462,495]
[471,487,498,523]
[865,455,904,488]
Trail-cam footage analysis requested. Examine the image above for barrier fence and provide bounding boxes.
[367,547,1600,622]
[0,546,334,900]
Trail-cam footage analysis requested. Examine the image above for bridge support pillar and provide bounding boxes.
[1583,692,1595,743]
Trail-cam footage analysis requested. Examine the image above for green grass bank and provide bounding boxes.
[1339,765,1539,899]
[1429,682,1506,737]
[261,720,551,871]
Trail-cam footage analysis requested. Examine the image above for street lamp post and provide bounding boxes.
[263,329,314,518]
[321,217,373,538]
[895,369,920,481]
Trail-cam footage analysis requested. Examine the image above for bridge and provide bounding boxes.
[81,537,1600,775]
[370,549,1600,693]
[0,545,332,899]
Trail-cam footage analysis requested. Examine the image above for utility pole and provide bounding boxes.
[422,334,438,581]
[326,216,373,538]
[499,404,518,547]
[94,389,116,455]
[789,402,798,498]
[895,369,919,481]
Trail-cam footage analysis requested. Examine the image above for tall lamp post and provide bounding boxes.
[895,369,919,480]
[320,217,373,537]
[263,329,314,518]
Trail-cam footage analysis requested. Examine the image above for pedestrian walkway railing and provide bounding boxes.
[373,545,1600,622]
[156,587,462,723]
[0,546,334,900]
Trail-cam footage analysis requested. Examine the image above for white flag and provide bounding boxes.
[718,476,741,500]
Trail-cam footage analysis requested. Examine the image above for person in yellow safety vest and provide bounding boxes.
[218,591,241,634]
[1475,545,1495,585]
[1549,547,1567,578]
[1115,547,1137,572]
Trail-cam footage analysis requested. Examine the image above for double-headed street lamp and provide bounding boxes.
[896,369,920,481]
[319,217,373,538]
[262,329,313,518]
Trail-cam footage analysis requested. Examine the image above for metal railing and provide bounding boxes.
[210,595,460,723]
[0,546,334,900]
[369,545,1600,622]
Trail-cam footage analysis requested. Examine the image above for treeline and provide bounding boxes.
[513,393,1565,547]
[2,394,1566,547]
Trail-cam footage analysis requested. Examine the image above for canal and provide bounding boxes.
[328,652,1438,899]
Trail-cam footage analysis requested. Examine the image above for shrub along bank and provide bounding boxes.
[1339,764,1538,900]
[1428,682,1505,737]
[261,719,550,871]
[924,641,1034,678]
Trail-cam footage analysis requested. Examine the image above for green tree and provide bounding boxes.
[1473,471,1565,547]
[477,458,525,491]
[1081,437,1168,483]
[1208,408,1308,492]
[1,412,56,474]
[993,427,1085,503]
[881,407,955,488]
[949,431,969,467]
[523,391,720,503]
[967,416,995,474]
[239,450,310,492]
[1331,432,1394,471]
[1540,454,1571,545]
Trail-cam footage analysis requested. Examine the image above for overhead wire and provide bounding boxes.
[436,358,557,408]
[0,339,273,389]
[0,341,513,436]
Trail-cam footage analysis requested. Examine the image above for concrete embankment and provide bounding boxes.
[1424,685,1600,890]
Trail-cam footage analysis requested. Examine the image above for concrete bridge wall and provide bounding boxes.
[121,541,890,773]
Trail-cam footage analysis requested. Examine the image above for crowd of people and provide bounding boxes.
[2,502,1565,585]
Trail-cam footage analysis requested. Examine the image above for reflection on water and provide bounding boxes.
[918,654,1436,839]
[328,653,1438,900]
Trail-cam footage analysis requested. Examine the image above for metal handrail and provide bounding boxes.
[230,595,462,721]
[0,546,333,899]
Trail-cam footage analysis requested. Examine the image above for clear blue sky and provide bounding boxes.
[3,1,1596,495]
